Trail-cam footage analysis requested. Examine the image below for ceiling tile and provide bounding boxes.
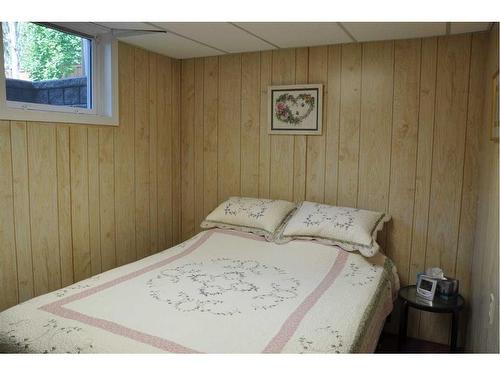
[97,22,493,60]
[52,22,110,37]
[94,22,162,31]
[234,22,352,48]
[342,22,446,42]
[117,32,223,59]
[449,22,491,34]
[153,22,276,53]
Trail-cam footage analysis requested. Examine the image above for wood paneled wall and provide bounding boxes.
[0,43,182,311]
[179,33,489,345]
[0,32,492,348]
[468,25,499,353]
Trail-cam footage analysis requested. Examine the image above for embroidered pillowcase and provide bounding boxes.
[275,201,390,257]
[200,197,297,241]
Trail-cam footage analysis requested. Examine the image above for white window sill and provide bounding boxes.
[0,105,118,126]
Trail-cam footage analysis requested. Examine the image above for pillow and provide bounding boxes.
[274,201,390,257]
[200,197,296,241]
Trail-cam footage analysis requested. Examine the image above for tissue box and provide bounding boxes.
[416,272,425,284]
[437,278,459,299]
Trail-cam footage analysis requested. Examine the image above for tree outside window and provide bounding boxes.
[2,22,85,81]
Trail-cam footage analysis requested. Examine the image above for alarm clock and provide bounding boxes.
[416,275,438,300]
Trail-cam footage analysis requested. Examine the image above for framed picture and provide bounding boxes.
[491,70,499,142]
[268,84,323,135]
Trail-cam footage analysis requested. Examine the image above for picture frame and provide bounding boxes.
[268,84,323,135]
[491,70,499,142]
[416,275,438,301]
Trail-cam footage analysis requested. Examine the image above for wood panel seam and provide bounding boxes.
[334,47,343,206]
[67,128,74,283]
[7,124,20,303]
[406,39,424,284]
[417,37,440,338]
[55,125,63,286]
[386,41,396,214]
[453,36,474,277]
[355,44,364,207]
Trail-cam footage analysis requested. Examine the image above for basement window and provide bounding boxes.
[0,22,118,126]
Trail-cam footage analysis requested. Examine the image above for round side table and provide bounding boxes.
[398,285,465,353]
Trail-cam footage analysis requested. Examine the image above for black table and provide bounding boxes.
[398,285,464,353]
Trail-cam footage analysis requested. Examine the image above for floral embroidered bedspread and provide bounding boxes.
[0,229,399,353]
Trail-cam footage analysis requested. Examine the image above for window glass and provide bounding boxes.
[2,22,92,109]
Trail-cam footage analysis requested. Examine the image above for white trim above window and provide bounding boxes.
[0,23,119,126]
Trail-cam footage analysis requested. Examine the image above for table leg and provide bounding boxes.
[398,300,409,352]
[450,310,459,353]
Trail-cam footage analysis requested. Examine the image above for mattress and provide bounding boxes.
[0,229,399,353]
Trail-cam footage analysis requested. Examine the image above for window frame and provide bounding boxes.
[0,22,119,126]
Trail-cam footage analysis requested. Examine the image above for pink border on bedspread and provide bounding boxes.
[262,250,348,353]
[39,229,347,353]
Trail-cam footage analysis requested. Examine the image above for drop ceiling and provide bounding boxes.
[88,22,492,59]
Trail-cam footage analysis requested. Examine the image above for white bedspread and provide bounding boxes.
[0,229,399,353]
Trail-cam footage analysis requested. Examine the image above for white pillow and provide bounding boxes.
[275,201,390,257]
[200,197,296,241]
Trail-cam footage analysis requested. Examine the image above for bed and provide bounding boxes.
[0,228,399,353]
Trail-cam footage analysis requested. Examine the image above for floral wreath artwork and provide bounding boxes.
[275,93,315,124]
[268,84,323,135]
